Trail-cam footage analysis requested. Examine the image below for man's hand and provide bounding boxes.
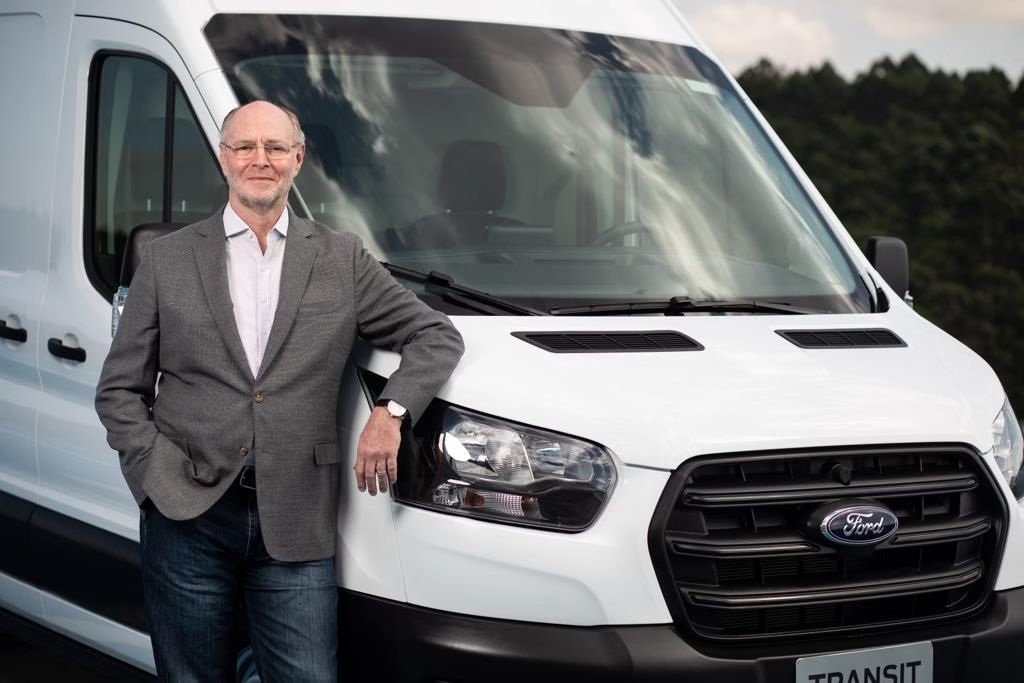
[353,407,402,495]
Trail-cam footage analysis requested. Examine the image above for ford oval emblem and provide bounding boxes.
[819,504,899,546]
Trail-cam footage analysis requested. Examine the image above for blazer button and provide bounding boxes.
[254,392,264,403]
[239,446,249,456]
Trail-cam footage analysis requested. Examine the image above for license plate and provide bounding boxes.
[796,641,932,683]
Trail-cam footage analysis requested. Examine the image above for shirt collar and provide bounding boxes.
[223,202,290,240]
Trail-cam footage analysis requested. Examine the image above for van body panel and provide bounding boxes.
[363,315,1003,471]
[75,0,700,85]
[0,573,45,625]
[0,573,153,671]
[39,588,155,674]
[0,8,68,507]
[392,465,673,624]
[334,358,407,602]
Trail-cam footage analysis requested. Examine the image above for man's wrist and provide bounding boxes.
[374,398,409,421]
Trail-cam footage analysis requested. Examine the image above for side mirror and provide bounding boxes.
[111,222,185,337]
[865,236,910,307]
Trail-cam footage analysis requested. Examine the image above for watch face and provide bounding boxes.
[387,400,407,418]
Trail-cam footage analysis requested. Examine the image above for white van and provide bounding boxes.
[2,1,1023,681]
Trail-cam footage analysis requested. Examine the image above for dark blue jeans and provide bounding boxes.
[140,481,338,682]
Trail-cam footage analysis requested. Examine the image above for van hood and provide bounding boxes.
[360,310,1004,470]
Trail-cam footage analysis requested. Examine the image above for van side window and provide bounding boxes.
[87,54,226,297]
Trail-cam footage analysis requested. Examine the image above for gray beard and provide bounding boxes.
[237,188,287,214]
[231,176,292,215]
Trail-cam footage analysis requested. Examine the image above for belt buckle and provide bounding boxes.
[238,466,256,490]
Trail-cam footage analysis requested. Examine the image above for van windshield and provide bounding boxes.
[205,15,872,314]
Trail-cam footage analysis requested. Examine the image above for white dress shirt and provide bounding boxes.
[224,204,288,468]
[223,203,288,380]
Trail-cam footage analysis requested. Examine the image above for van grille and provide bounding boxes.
[648,445,1006,642]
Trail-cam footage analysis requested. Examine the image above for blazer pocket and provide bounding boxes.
[314,442,340,465]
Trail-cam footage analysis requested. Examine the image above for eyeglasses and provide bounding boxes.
[220,142,300,160]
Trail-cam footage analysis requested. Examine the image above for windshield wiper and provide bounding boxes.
[549,297,825,316]
[382,263,543,316]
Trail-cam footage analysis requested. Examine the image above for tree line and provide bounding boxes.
[738,55,1024,411]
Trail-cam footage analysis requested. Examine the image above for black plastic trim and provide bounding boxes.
[667,512,992,560]
[29,505,147,632]
[891,514,991,546]
[647,443,1010,644]
[683,470,977,506]
[687,562,983,608]
[47,337,87,363]
[0,320,27,343]
[667,532,818,558]
[0,490,34,581]
[777,328,906,349]
[338,587,1024,682]
[161,74,175,224]
[0,489,146,633]
[512,330,704,353]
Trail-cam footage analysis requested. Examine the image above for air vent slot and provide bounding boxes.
[777,329,905,349]
[512,331,703,353]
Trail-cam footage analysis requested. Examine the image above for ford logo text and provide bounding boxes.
[820,505,898,546]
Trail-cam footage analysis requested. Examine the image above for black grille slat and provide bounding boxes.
[667,530,817,558]
[511,330,703,353]
[777,328,906,349]
[684,470,977,507]
[688,562,984,608]
[891,514,991,546]
[651,445,1005,642]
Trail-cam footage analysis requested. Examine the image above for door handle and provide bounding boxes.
[48,337,86,363]
[0,320,27,343]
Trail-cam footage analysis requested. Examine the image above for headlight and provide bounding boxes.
[992,398,1024,500]
[396,405,618,531]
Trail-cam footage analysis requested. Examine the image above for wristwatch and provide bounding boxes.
[375,398,408,420]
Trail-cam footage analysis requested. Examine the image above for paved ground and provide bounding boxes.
[0,630,112,682]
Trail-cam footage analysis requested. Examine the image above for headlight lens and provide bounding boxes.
[992,398,1024,500]
[396,405,617,531]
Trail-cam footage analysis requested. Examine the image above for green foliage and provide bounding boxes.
[739,57,1024,409]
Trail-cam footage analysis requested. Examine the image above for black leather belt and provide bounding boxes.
[238,465,256,490]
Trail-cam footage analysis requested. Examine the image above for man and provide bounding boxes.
[95,101,464,681]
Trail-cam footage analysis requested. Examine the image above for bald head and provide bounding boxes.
[221,101,305,146]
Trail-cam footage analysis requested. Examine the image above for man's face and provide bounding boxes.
[219,102,304,215]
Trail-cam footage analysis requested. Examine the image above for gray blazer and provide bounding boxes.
[95,210,464,561]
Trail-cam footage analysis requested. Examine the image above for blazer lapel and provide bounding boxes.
[194,213,255,383]
[256,213,317,381]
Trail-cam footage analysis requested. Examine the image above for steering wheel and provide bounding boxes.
[587,221,654,246]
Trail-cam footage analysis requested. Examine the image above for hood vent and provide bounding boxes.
[778,329,906,349]
[512,331,703,353]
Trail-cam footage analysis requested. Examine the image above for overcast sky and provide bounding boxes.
[672,0,1024,80]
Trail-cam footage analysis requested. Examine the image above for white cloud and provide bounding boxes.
[860,0,1024,40]
[683,2,836,73]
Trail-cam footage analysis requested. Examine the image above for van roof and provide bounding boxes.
[72,0,701,58]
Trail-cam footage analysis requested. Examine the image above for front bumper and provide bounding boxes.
[340,586,1024,682]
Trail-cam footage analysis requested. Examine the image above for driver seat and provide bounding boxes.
[403,140,522,249]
